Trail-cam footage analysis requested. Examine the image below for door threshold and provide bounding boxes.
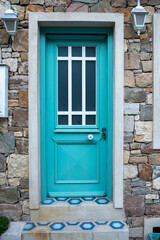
[48,191,106,198]
[41,196,110,205]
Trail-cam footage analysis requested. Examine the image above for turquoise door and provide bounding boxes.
[40,28,113,199]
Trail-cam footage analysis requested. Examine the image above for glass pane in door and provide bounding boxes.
[57,46,96,126]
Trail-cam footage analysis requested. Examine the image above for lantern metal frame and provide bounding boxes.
[131,0,148,36]
[2,0,18,40]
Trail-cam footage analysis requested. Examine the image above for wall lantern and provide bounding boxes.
[2,0,18,41]
[0,64,9,118]
[131,0,148,36]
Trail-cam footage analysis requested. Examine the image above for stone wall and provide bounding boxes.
[0,0,160,239]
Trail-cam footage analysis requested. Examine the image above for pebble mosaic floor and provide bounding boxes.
[41,196,110,205]
[23,220,127,232]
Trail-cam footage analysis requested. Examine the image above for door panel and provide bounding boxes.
[40,28,113,199]
[55,143,99,183]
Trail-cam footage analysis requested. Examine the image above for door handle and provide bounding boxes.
[102,128,106,140]
[88,134,94,141]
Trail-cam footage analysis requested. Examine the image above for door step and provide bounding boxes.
[22,220,129,240]
[31,197,125,222]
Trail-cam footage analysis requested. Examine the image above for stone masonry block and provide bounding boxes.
[139,165,152,181]
[18,62,28,75]
[0,154,6,172]
[0,187,18,204]
[124,195,145,217]
[45,0,71,7]
[90,0,114,13]
[128,42,140,53]
[20,178,29,189]
[111,0,126,7]
[153,166,160,179]
[140,105,153,121]
[2,58,18,72]
[140,52,151,61]
[8,154,29,178]
[142,61,152,72]
[115,8,131,24]
[135,73,152,87]
[124,103,139,115]
[0,132,15,154]
[145,203,160,215]
[20,0,29,4]
[141,143,160,154]
[135,121,152,142]
[30,0,44,4]
[124,132,133,143]
[9,75,28,90]
[124,150,130,164]
[19,90,28,108]
[124,24,138,39]
[129,227,143,238]
[0,173,6,185]
[16,138,28,154]
[124,165,138,179]
[153,177,160,190]
[13,5,25,20]
[124,116,134,132]
[149,154,160,164]
[125,88,146,103]
[131,217,144,227]
[12,30,28,52]
[129,156,147,164]
[25,5,44,19]
[124,71,135,87]
[13,109,28,127]
[0,204,22,221]
[73,0,98,3]
[124,53,140,70]
[66,2,84,12]
[132,186,151,195]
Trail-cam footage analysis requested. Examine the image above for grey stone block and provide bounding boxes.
[131,180,146,187]
[140,105,153,121]
[124,88,146,103]
[0,154,6,172]
[0,133,15,154]
[132,186,151,195]
[124,132,133,143]
[153,166,160,180]
[0,187,18,204]
[129,227,143,238]
[124,116,134,132]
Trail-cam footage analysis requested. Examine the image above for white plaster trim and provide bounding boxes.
[29,12,124,209]
[153,14,160,149]
[144,218,160,240]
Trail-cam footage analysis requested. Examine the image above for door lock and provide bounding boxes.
[102,128,106,140]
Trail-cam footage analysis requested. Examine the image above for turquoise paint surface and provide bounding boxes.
[40,27,113,199]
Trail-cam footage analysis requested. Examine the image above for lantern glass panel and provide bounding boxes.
[136,13,145,26]
[5,20,15,31]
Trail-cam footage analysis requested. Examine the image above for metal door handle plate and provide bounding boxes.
[102,128,106,140]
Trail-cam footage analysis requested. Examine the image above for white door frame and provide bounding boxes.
[29,12,124,209]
